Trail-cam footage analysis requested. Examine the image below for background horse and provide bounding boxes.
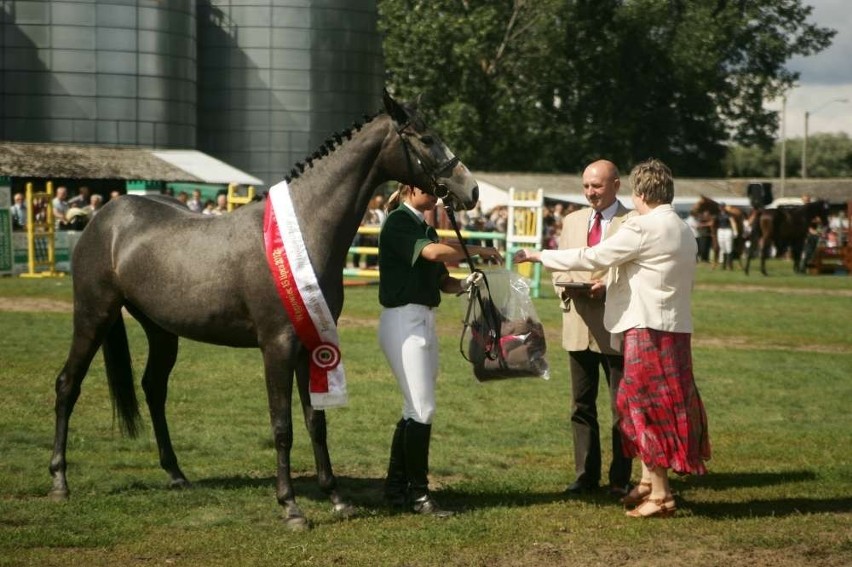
[744,200,830,276]
[690,196,746,270]
[48,91,479,529]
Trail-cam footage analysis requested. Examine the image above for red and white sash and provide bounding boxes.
[263,180,348,409]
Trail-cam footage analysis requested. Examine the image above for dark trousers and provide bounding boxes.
[568,349,632,488]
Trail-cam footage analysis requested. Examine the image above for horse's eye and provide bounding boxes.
[420,135,434,146]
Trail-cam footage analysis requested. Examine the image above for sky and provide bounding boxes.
[765,0,852,139]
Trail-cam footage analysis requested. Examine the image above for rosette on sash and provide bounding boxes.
[263,181,348,409]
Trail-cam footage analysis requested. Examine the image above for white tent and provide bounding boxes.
[474,179,510,213]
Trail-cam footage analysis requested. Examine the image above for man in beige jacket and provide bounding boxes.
[553,159,634,497]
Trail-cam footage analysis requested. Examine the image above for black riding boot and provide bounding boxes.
[384,418,408,508]
[404,420,454,517]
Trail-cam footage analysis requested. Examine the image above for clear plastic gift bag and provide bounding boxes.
[459,269,550,382]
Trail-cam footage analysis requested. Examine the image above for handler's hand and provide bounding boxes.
[461,271,484,292]
[513,248,540,264]
[478,247,504,265]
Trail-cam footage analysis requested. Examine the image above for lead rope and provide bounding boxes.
[443,202,503,364]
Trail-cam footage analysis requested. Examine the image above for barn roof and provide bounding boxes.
[0,142,263,185]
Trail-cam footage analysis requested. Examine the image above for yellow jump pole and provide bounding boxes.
[227,184,256,212]
[21,181,62,278]
[46,181,56,270]
[25,182,36,276]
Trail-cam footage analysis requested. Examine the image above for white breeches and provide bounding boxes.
[379,304,439,425]
[717,228,734,255]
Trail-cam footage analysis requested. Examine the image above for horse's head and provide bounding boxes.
[803,199,830,226]
[691,195,719,217]
[383,90,479,211]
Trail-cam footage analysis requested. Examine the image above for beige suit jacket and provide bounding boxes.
[543,205,697,338]
[552,203,634,354]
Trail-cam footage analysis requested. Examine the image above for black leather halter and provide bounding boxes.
[395,120,459,200]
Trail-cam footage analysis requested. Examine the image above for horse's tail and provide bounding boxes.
[102,312,142,438]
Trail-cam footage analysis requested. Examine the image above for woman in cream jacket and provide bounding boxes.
[515,158,710,519]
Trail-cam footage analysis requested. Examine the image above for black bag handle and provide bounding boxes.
[443,202,504,364]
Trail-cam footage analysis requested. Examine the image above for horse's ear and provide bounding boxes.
[383,88,410,125]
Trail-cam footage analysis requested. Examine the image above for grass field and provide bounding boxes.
[1,260,850,566]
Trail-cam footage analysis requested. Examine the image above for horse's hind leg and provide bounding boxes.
[295,358,355,519]
[49,301,122,500]
[137,319,189,489]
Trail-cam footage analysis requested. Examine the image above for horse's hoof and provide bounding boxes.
[332,502,357,519]
[48,489,69,501]
[283,515,311,531]
[168,478,192,490]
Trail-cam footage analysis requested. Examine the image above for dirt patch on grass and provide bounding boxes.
[694,335,849,354]
[0,297,71,313]
[696,283,852,297]
[2,297,845,354]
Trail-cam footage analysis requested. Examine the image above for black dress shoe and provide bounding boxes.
[411,494,454,518]
[607,483,633,499]
[564,480,598,495]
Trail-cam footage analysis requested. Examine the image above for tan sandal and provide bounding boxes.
[625,496,676,518]
[621,481,652,506]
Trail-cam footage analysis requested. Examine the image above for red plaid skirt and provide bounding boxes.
[617,328,711,475]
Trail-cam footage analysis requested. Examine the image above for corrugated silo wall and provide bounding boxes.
[197,0,384,188]
[0,0,196,147]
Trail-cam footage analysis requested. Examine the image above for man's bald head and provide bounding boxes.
[582,160,620,211]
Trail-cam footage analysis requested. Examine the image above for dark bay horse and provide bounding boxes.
[48,91,479,529]
[744,200,830,276]
[690,196,746,269]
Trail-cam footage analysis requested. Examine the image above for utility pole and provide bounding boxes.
[780,95,786,196]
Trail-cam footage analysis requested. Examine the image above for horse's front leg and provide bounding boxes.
[261,343,307,530]
[295,355,356,519]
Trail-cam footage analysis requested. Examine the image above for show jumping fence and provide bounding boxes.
[344,190,546,296]
[226,184,255,211]
[344,226,509,282]
[21,181,64,279]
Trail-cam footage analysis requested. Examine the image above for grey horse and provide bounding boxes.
[48,91,479,529]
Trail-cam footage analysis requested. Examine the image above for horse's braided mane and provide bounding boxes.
[282,111,383,185]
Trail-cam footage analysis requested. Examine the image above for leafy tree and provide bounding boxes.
[378,0,567,170]
[803,133,852,178]
[378,0,834,175]
[724,133,852,178]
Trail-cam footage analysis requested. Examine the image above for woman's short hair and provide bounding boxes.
[629,159,674,205]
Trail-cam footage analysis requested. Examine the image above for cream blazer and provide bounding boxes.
[543,204,697,337]
[552,203,634,354]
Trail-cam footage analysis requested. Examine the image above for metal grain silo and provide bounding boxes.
[0,0,196,147]
[197,0,384,187]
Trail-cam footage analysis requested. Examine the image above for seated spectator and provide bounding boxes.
[11,192,26,230]
[52,186,70,230]
[68,186,91,209]
[85,194,104,217]
[211,193,228,215]
[187,189,203,213]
